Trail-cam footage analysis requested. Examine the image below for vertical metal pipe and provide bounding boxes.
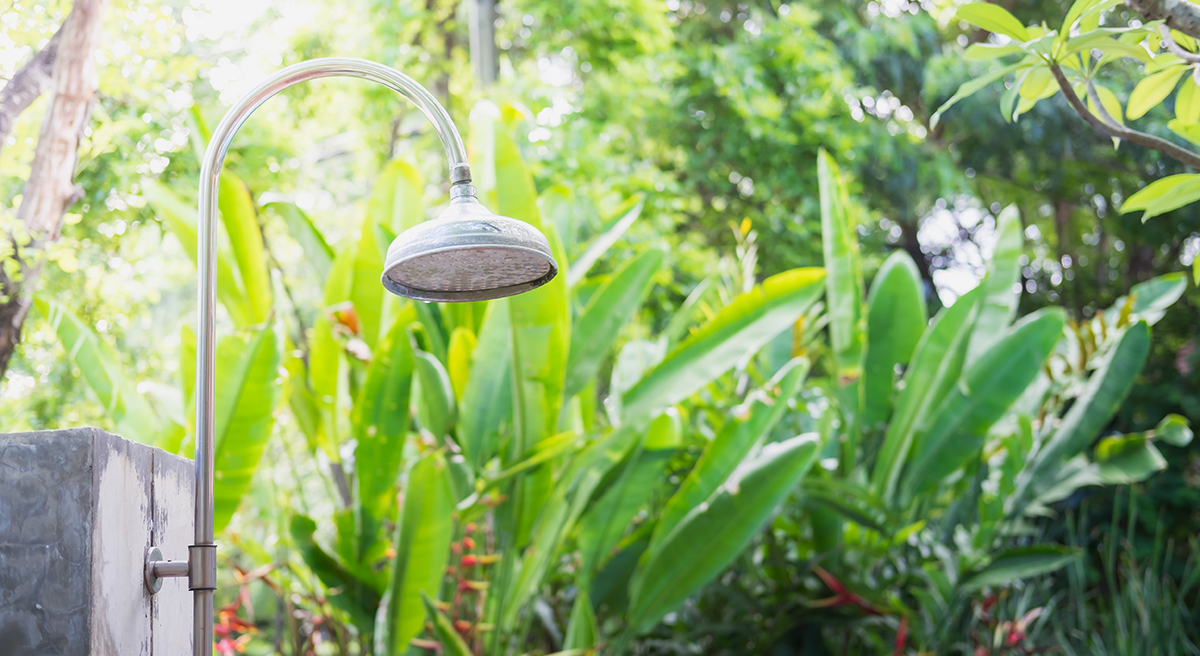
[192,58,471,656]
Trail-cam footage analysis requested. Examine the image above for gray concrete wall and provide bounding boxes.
[0,428,194,656]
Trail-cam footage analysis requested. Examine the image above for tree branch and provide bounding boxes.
[1158,23,1200,63]
[1126,0,1200,41]
[1048,63,1200,169]
[0,29,61,158]
[0,0,108,380]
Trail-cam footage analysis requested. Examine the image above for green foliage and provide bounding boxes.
[7,3,1199,654]
[376,453,456,655]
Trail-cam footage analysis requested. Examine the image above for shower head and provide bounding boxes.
[381,185,559,302]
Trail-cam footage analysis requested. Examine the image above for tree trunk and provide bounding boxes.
[0,0,109,380]
[0,30,62,159]
[1126,0,1200,40]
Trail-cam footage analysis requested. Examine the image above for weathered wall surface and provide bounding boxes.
[0,428,194,656]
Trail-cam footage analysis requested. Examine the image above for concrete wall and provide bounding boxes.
[0,428,194,656]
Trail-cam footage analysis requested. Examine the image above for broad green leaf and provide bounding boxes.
[568,198,644,287]
[818,150,865,389]
[966,205,1023,366]
[1060,0,1104,34]
[1177,76,1200,123]
[1168,119,1200,145]
[285,349,320,451]
[1012,93,1041,120]
[180,324,196,432]
[621,268,825,425]
[1074,0,1121,32]
[539,184,579,254]
[309,314,340,451]
[1089,39,1155,64]
[1096,439,1168,481]
[628,433,821,633]
[218,173,272,323]
[353,314,415,560]
[610,338,668,401]
[413,348,455,438]
[1095,432,1149,462]
[663,276,714,347]
[1062,29,1136,57]
[931,61,1030,129]
[1121,173,1200,215]
[1018,67,1056,101]
[863,251,927,428]
[486,112,572,452]
[459,299,513,466]
[1154,413,1193,447]
[376,454,456,655]
[420,592,473,656]
[412,301,448,365]
[212,326,281,531]
[1022,321,1150,501]
[482,112,574,554]
[447,326,476,402]
[955,3,1031,41]
[960,546,1080,590]
[499,429,634,630]
[578,409,680,578]
[650,358,809,555]
[1140,176,1200,220]
[351,215,386,348]
[800,478,888,535]
[1124,273,1188,325]
[564,593,599,650]
[999,67,1028,121]
[1128,65,1189,120]
[873,288,981,499]
[142,178,255,327]
[291,515,380,634]
[1088,84,1124,125]
[901,309,1065,500]
[964,43,1023,61]
[35,298,163,446]
[266,201,333,280]
[309,247,355,453]
[564,247,664,398]
[368,158,426,234]
[477,431,578,495]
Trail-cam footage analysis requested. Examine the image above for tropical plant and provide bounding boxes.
[630,151,1190,655]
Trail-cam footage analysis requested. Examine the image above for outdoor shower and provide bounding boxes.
[142,57,558,656]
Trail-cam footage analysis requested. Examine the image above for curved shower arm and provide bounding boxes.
[189,57,469,656]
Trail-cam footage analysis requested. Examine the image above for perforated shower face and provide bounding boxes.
[381,195,559,302]
[387,246,554,292]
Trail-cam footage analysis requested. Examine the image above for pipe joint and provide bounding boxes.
[188,544,217,592]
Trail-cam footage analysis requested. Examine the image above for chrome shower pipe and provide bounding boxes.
[182,57,471,656]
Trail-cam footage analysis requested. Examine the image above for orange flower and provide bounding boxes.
[461,554,477,567]
[463,536,476,550]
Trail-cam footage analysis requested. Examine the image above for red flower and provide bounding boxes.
[461,554,478,567]
[893,616,908,656]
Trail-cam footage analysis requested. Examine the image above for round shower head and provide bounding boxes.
[381,186,559,302]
